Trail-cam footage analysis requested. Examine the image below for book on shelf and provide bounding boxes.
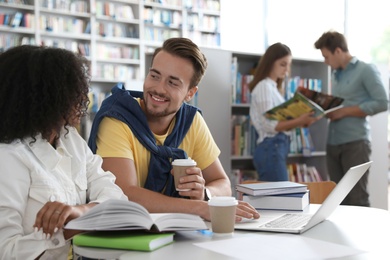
[288,163,323,182]
[231,56,238,103]
[64,199,208,232]
[289,127,315,156]
[10,12,23,27]
[242,191,310,211]
[231,115,257,156]
[236,181,307,196]
[264,87,344,121]
[73,231,174,252]
[300,127,315,156]
[233,169,258,186]
[286,76,323,99]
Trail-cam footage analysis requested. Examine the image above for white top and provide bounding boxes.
[250,77,288,144]
[0,127,127,260]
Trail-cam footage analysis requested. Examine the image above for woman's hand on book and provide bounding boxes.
[276,111,320,131]
[298,111,319,127]
[33,201,97,240]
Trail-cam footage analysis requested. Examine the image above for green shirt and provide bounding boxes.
[328,57,388,145]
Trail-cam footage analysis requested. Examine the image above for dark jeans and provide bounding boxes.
[327,140,371,206]
[253,133,290,181]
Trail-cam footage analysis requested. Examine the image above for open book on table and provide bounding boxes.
[264,87,344,121]
[64,199,208,232]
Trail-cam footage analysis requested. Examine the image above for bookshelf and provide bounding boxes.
[184,0,220,47]
[196,48,331,192]
[0,0,221,138]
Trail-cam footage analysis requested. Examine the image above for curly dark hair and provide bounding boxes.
[0,45,90,143]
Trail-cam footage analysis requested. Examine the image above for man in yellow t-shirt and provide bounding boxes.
[96,112,218,189]
[88,38,259,221]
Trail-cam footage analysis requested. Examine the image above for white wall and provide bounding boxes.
[369,65,389,209]
[220,0,265,54]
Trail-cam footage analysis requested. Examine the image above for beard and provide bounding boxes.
[144,104,177,118]
[143,90,186,118]
[143,95,179,118]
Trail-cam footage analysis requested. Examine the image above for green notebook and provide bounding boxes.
[73,231,174,252]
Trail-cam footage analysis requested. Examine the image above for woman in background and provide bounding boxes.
[249,43,318,181]
[0,45,127,259]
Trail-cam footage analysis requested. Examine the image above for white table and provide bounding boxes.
[73,205,390,259]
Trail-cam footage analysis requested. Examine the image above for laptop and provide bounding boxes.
[234,161,372,234]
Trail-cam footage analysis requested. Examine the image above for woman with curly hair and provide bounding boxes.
[0,45,127,259]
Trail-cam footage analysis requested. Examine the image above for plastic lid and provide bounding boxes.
[172,157,196,166]
[208,196,238,206]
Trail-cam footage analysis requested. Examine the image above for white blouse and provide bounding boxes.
[250,77,288,144]
[0,127,127,260]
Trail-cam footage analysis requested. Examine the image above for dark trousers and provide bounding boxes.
[326,140,371,206]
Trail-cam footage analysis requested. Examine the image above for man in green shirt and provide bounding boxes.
[314,31,388,206]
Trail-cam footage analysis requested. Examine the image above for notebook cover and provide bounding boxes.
[73,231,174,252]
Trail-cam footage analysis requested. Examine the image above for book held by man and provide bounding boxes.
[265,87,344,121]
[64,199,208,232]
[242,191,309,211]
[236,181,307,196]
[73,231,174,252]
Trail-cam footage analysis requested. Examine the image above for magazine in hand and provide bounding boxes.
[64,199,208,232]
[265,87,344,121]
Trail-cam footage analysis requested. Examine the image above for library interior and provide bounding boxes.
[1,0,390,259]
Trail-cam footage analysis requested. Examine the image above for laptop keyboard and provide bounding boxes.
[262,214,312,229]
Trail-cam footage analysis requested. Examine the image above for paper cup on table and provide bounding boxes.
[208,196,238,235]
[172,158,197,191]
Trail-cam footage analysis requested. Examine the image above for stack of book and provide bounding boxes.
[236,181,309,211]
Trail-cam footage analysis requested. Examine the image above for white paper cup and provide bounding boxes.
[172,158,197,191]
[208,196,238,234]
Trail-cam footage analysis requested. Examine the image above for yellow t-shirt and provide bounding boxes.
[95,99,220,188]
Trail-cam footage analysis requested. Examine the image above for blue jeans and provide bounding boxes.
[253,133,290,181]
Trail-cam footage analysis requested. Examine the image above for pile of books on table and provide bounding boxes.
[236,181,309,211]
